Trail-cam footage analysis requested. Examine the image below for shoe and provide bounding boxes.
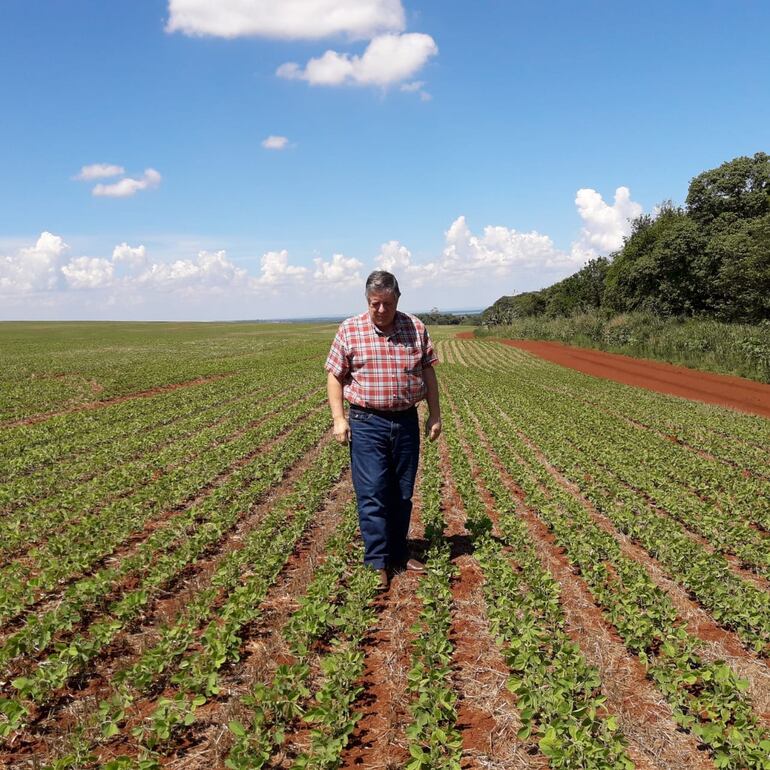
[405,558,426,573]
[376,568,390,590]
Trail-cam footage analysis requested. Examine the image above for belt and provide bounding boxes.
[349,403,417,418]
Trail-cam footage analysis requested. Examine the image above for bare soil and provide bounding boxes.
[494,338,770,419]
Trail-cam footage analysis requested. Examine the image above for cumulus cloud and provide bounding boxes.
[136,250,248,292]
[1,234,251,300]
[112,242,147,268]
[573,186,643,256]
[92,168,162,198]
[166,0,405,40]
[61,257,114,289]
[277,32,438,87]
[74,163,125,181]
[442,216,568,275]
[2,186,645,316]
[0,232,68,294]
[375,216,574,294]
[313,253,363,286]
[255,249,308,287]
[377,240,413,273]
[261,135,290,150]
[369,188,645,308]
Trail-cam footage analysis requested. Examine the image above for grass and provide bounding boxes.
[476,312,770,383]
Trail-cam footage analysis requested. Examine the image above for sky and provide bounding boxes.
[1,0,768,321]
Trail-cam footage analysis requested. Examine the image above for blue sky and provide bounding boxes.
[1,0,768,320]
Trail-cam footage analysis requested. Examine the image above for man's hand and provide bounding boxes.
[425,414,442,442]
[333,416,351,444]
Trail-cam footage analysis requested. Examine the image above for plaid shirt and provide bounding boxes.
[325,311,439,411]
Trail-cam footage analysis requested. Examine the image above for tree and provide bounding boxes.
[686,152,770,228]
[603,206,708,316]
[705,212,770,322]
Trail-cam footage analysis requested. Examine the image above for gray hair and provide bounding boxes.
[365,270,400,298]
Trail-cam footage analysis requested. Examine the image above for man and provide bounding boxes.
[325,270,441,590]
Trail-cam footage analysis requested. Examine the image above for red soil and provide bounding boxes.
[465,336,770,419]
[339,478,426,770]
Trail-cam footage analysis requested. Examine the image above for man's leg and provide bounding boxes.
[349,412,391,569]
[387,412,420,566]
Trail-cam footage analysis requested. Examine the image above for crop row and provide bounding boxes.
[537,381,770,535]
[35,437,349,768]
[0,397,325,684]
[491,363,770,561]
[0,371,278,512]
[0,335,285,423]
[441,391,634,769]
[121,445,356,764]
[445,366,770,769]
[0,369,251,481]
[0,386,323,624]
[473,363,770,653]
[224,499,372,769]
[0,378,304,553]
[404,434,462,770]
[465,338,770,472]
[544,379,770,483]
[1,408,332,743]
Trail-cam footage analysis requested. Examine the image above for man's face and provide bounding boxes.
[367,290,398,330]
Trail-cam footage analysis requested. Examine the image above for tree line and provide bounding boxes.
[483,152,770,325]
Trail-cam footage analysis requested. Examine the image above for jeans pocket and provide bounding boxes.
[349,410,371,422]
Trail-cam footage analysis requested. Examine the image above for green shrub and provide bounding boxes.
[476,312,770,383]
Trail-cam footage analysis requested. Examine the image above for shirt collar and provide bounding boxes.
[366,310,404,338]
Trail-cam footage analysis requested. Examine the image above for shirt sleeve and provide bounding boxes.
[324,326,350,379]
[421,325,439,368]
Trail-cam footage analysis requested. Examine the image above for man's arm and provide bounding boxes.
[423,365,441,441]
[327,371,351,444]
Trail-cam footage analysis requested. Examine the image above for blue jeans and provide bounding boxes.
[349,406,420,570]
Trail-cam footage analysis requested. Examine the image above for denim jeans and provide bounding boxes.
[349,406,420,570]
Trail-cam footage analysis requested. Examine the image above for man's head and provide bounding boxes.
[365,270,400,331]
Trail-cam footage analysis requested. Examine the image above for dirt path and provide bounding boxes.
[456,334,770,419]
[339,468,427,770]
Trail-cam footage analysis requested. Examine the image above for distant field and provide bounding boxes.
[1,323,769,770]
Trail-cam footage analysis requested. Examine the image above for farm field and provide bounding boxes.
[1,322,770,770]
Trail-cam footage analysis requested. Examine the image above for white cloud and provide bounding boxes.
[136,250,248,292]
[255,249,308,287]
[1,187,645,316]
[74,163,125,181]
[313,253,363,286]
[370,188,644,307]
[112,242,147,268]
[399,80,423,93]
[61,257,114,289]
[377,240,413,272]
[399,79,431,100]
[92,168,162,198]
[374,206,638,298]
[166,0,405,40]
[277,32,438,87]
[442,216,568,274]
[573,186,643,256]
[0,232,68,294]
[261,135,290,150]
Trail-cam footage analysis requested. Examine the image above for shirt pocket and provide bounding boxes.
[399,344,423,375]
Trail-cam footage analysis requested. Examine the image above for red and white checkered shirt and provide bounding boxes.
[325,311,439,411]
